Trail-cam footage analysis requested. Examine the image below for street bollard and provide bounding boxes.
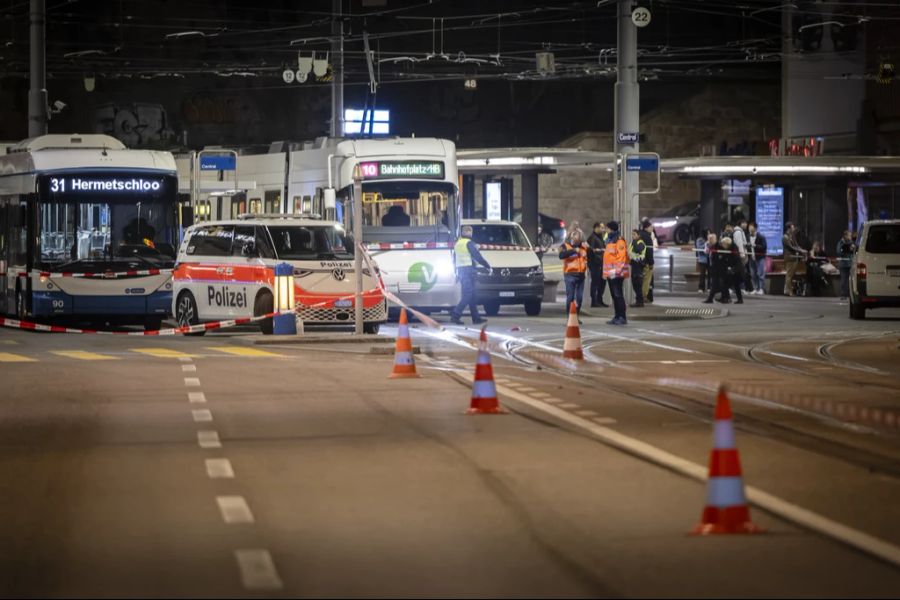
[669,253,674,293]
[273,262,297,335]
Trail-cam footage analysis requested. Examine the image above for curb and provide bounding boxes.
[251,334,395,345]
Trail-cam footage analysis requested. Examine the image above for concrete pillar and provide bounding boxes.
[461,174,476,219]
[28,0,48,138]
[521,171,539,247]
[700,179,720,235]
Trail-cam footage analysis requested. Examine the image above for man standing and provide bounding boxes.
[603,221,629,325]
[836,230,856,300]
[629,229,647,308]
[640,220,655,304]
[559,228,590,318]
[748,222,768,294]
[782,222,806,296]
[587,222,609,307]
[732,219,750,292]
[450,225,491,325]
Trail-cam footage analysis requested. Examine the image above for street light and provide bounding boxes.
[273,262,297,335]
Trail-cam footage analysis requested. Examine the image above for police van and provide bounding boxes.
[173,215,387,334]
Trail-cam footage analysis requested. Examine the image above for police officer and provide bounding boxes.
[603,221,629,325]
[629,229,646,308]
[451,225,492,325]
[559,228,590,318]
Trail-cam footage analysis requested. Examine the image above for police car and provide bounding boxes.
[173,215,387,334]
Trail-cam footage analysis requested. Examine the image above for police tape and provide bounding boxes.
[366,242,537,252]
[22,268,174,280]
[0,310,288,335]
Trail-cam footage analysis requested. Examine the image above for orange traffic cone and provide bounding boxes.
[692,386,764,535]
[389,308,420,379]
[467,326,507,415]
[562,301,584,360]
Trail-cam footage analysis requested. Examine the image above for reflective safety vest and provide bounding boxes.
[562,243,588,274]
[629,239,646,264]
[603,237,630,279]
[454,237,473,268]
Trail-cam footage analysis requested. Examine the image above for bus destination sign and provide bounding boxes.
[42,174,170,195]
[359,161,444,180]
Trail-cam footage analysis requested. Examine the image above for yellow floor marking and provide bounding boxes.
[207,346,284,357]
[132,348,196,359]
[0,340,19,345]
[52,350,119,361]
[0,352,36,362]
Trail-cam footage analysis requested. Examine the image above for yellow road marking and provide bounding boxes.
[132,348,197,359]
[0,352,36,362]
[207,346,284,357]
[51,350,119,361]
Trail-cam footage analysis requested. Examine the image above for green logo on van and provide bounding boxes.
[408,262,438,292]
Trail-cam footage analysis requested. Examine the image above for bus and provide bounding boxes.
[0,134,179,328]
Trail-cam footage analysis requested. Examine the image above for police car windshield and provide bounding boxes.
[470,225,530,248]
[268,226,354,260]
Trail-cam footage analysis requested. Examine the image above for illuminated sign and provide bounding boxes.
[46,176,165,194]
[358,161,444,180]
[755,187,784,256]
[199,155,236,171]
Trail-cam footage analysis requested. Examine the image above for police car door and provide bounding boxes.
[218,225,261,318]
[195,224,235,319]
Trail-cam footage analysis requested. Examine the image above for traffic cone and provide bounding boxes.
[467,326,507,415]
[563,301,584,360]
[692,386,764,535]
[389,308,420,379]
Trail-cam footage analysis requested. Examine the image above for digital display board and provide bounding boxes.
[39,173,173,198]
[358,161,444,180]
[755,186,784,256]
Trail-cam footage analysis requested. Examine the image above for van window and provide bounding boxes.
[188,225,233,256]
[471,224,530,247]
[865,225,900,254]
[268,225,353,260]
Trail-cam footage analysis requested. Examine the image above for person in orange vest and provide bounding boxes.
[602,220,630,325]
[558,227,590,320]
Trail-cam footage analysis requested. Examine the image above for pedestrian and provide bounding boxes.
[721,237,743,304]
[695,229,710,294]
[640,219,655,304]
[732,219,752,292]
[782,222,806,296]
[603,221,629,325]
[748,222,768,294]
[587,222,609,307]
[805,241,829,297]
[836,230,856,300]
[629,229,646,308]
[559,227,590,319]
[450,225,492,325]
[703,232,725,304]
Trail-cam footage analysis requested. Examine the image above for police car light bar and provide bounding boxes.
[237,213,322,220]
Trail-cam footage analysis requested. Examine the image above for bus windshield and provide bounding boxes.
[269,225,354,260]
[351,181,458,244]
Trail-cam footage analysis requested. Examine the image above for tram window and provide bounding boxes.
[264,191,280,213]
[188,225,233,256]
[248,198,263,214]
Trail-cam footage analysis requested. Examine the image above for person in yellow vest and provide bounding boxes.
[451,225,492,325]
[602,220,630,325]
[558,227,590,320]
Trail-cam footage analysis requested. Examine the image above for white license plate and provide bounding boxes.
[334,299,353,308]
[499,291,515,298]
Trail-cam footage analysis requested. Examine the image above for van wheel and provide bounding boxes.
[363,322,380,334]
[849,297,866,320]
[176,291,205,336]
[524,299,542,316]
[483,301,500,317]
[674,225,691,245]
[255,292,274,335]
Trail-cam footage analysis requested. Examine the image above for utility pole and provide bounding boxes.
[330,0,344,137]
[613,0,640,301]
[28,0,48,138]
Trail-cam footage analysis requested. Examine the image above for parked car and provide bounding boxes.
[649,202,700,245]
[512,210,566,248]
[849,219,900,320]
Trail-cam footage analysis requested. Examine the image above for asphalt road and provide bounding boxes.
[1,289,899,597]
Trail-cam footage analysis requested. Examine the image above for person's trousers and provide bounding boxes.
[839,265,851,298]
[750,257,766,292]
[697,262,708,292]
[784,258,800,295]
[564,273,586,312]
[451,268,481,321]
[589,266,606,303]
[631,268,644,304]
[608,277,626,320]
[642,265,653,300]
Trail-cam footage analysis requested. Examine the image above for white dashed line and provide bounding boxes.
[543,397,563,404]
[593,417,618,425]
[188,392,207,403]
[217,496,255,524]
[184,377,201,387]
[197,430,222,449]
[179,357,193,363]
[192,409,213,422]
[558,402,580,409]
[575,409,600,417]
[235,549,283,590]
[530,392,552,398]
[206,458,234,479]
[182,364,197,372]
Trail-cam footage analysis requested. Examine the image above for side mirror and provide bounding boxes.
[241,241,256,257]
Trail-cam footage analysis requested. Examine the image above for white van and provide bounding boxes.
[850,219,900,319]
[461,219,544,316]
[173,215,387,334]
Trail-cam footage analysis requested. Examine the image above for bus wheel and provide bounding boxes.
[255,292,274,335]
[176,291,205,336]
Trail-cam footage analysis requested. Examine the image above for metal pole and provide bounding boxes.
[668,253,674,293]
[352,166,364,334]
[330,0,344,138]
[28,0,48,137]
[614,0,640,303]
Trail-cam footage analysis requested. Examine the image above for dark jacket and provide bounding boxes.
[836,238,855,268]
[640,230,654,266]
[460,238,491,270]
[751,232,767,259]
[587,232,606,269]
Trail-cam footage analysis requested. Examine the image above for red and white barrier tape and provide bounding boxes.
[365,242,535,252]
[22,268,174,279]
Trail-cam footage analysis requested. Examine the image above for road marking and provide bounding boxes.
[206,458,234,479]
[132,348,195,359]
[51,350,118,361]
[576,409,600,417]
[217,496,254,524]
[530,392,552,398]
[516,386,537,393]
[182,364,197,372]
[0,352,36,362]
[188,392,207,403]
[0,340,18,345]
[558,402,580,409]
[235,549,283,591]
[184,377,201,387]
[543,397,563,404]
[208,346,284,357]
[179,357,193,362]
[197,430,221,449]
[587,330,695,354]
[192,409,213,422]
[593,417,618,425]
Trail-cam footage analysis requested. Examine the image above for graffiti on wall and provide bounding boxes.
[94,103,176,148]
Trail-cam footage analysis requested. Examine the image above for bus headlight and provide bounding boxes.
[527,266,543,277]
[435,260,455,277]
